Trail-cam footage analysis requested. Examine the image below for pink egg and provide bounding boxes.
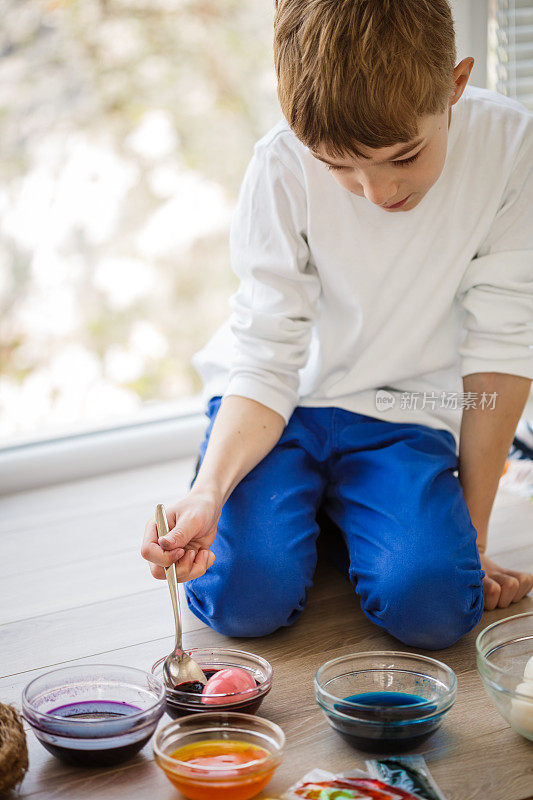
[201,667,258,706]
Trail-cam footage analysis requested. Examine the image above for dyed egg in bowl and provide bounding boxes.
[476,611,533,741]
[22,664,166,767]
[315,651,456,751]
[153,711,285,800]
[151,647,272,718]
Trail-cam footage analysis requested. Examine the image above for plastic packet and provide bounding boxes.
[282,768,423,799]
[366,756,447,800]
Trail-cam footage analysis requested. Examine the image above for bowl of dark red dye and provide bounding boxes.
[22,664,166,767]
[151,647,272,718]
[315,651,456,752]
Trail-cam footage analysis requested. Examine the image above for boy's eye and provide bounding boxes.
[392,151,421,167]
[324,148,423,171]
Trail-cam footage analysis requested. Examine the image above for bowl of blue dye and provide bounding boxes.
[22,664,166,767]
[315,651,457,752]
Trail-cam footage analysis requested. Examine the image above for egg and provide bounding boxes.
[201,667,258,706]
[510,681,533,735]
[523,655,533,683]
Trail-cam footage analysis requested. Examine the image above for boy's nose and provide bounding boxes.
[360,177,399,207]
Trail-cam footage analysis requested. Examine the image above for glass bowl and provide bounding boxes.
[476,611,533,741]
[315,651,456,751]
[153,711,285,800]
[151,648,272,718]
[22,664,166,767]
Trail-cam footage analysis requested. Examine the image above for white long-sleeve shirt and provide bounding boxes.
[193,86,533,445]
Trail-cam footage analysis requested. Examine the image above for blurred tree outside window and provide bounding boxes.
[0,0,280,446]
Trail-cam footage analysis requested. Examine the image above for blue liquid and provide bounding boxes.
[330,690,440,752]
[344,691,427,706]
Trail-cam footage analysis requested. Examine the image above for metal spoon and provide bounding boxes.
[155,503,207,689]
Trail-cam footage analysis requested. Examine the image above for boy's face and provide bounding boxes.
[310,59,474,213]
[311,109,450,212]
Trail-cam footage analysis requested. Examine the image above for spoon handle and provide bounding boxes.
[156,504,183,655]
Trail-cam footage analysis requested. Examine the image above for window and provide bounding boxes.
[0,1,279,448]
[488,0,533,109]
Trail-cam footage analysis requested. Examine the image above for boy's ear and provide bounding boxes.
[450,57,475,106]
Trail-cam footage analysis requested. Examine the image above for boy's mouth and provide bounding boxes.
[383,194,411,209]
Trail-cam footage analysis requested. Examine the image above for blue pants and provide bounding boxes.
[185,398,485,650]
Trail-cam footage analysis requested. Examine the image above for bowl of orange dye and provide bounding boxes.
[153,711,285,800]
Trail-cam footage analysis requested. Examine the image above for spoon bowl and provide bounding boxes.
[163,647,207,689]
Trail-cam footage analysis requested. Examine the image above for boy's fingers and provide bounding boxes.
[142,517,157,548]
[141,518,185,566]
[194,549,215,577]
[491,573,520,608]
[190,550,215,580]
[172,550,215,584]
[144,509,177,539]
[150,563,167,580]
[520,573,533,598]
[159,525,195,551]
[141,540,185,567]
[180,550,215,583]
[159,531,179,550]
[173,549,197,581]
[502,569,533,600]
[483,576,501,611]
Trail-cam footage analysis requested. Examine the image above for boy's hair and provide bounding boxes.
[273,0,457,157]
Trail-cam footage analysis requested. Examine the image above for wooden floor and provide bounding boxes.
[1,457,532,800]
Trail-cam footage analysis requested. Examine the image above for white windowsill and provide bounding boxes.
[0,400,207,496]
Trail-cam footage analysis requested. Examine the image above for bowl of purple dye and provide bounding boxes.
[22,664,166,767]
[315,651,457,752]
[151,647,272,718]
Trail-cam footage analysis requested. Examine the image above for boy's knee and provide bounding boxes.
[185,551,309,638]
[186,590,296,638]
[361,547,484,650]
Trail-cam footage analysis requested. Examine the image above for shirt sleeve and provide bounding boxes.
[223,139,320,422]
[457,118,533,380]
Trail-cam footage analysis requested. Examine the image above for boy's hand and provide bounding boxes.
[141,488,219,582]
[480,552,533,610]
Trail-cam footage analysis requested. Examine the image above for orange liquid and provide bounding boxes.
[162,740,275,800]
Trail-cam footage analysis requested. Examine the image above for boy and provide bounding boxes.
[142,0,533,649]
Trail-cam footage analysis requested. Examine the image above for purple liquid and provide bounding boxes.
[50,700,141,720]
[41,700,149,767]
